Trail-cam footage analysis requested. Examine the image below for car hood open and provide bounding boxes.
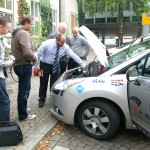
[79,26,109,68]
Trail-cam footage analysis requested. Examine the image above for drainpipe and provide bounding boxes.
[59,0,61,22]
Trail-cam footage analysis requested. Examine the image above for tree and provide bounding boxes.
[82,0,150,45]
[78,0,85,26]
[17,0,30,24]
[39,0,52,37]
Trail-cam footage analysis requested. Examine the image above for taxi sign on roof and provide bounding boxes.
[142,13,150,25]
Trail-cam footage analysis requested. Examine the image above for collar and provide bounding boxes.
[73,35,79,39]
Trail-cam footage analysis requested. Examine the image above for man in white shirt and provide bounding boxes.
[35,34,86,107]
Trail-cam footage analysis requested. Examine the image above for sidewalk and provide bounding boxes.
[0,73,58,150]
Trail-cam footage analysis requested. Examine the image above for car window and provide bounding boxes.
[143,55,150,77]
[114,56,147,75]
[108,40,150,69]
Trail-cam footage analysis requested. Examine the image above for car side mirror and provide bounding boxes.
[126,65,138,82]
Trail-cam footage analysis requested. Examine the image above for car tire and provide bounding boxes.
[78,100,120,140]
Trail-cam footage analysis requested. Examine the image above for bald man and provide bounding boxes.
[68,26,91,69]
[35,34,86,107]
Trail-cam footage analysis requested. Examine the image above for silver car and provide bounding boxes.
[50,26,150,140]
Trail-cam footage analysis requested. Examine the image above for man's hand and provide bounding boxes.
[82,65,87,71]
[5,59,13,67]
[33,64,39,73]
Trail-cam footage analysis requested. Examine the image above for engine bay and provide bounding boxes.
[62,61,104,80]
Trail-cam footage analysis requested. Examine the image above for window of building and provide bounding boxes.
[0,0,12,28]
[0,0,11,10]
[52,9,57,32]
[31,0,39,21]
[0,12,11,19]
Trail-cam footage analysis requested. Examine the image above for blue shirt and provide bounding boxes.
[0,37,5,79]
[35,39,85,67]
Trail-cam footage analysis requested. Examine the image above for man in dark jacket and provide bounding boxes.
[11,15,37,121]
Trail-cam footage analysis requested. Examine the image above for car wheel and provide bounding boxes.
[78,100,120,140]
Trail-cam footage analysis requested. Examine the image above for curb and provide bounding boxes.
[17,118,58,150]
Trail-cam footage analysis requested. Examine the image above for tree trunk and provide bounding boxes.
[118,5,123,46]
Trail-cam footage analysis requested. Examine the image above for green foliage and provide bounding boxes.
[78,0,85,26]
[39,0,52,38]
[82,0,150,45]
[17,0,30,23]
[82,0,150,23]
[29,23,46,50]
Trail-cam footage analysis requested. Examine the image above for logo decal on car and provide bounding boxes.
[76,85,84,93]
[129,96,141,113]
[111,80,123,86]
[92,79,105,83]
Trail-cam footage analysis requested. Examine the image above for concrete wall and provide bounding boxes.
[60,0,78,35]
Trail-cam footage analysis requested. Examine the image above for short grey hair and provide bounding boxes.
[58,22,67,29]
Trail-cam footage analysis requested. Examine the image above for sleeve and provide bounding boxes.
[83,37,91,58]
[19,32,37,63]
[47,33,56,39]
[66,36,70,45]
[0,56,12,68]
[47,33,53,39]
[34,42,45,62]
[65,46,86,67]
[0,58,5,68]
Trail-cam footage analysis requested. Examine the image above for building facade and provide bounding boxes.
[0,0,78,36]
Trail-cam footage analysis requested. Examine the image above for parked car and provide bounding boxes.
[126,65,150,138]
[108,36,147,55]
[50,26,150,140]
[108,41,133,55]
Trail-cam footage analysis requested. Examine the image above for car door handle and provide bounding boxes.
[134,79,140,86]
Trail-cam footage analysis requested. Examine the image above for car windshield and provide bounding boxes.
[118,41,133,49]
[107,39,150,68]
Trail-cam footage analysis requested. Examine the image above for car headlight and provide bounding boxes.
[54,79,85,91]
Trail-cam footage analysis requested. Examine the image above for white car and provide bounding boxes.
[108,37,146,55]
[50,26,150,140]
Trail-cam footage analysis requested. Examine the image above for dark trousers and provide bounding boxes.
[59,55,68,75]
[39,61,60,103]
[0,78,10,122]
[68,57,84,70]
[14,65,32,120]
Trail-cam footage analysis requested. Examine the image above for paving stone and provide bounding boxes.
[48,141,57,148]
[53,145,70,150]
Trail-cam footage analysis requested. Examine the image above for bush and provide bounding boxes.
[29,22,46,51]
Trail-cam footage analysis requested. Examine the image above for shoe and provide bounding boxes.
[39,102,44,108]
[24,114,36,121]
[27,107,30,112]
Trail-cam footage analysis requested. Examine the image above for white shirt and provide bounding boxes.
[35,39,86,67]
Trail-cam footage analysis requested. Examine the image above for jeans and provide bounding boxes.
[0,78,10,122]
[39,61,60,103]
[14,65,32,120]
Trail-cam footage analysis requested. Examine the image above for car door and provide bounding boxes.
[127,55,150,137]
